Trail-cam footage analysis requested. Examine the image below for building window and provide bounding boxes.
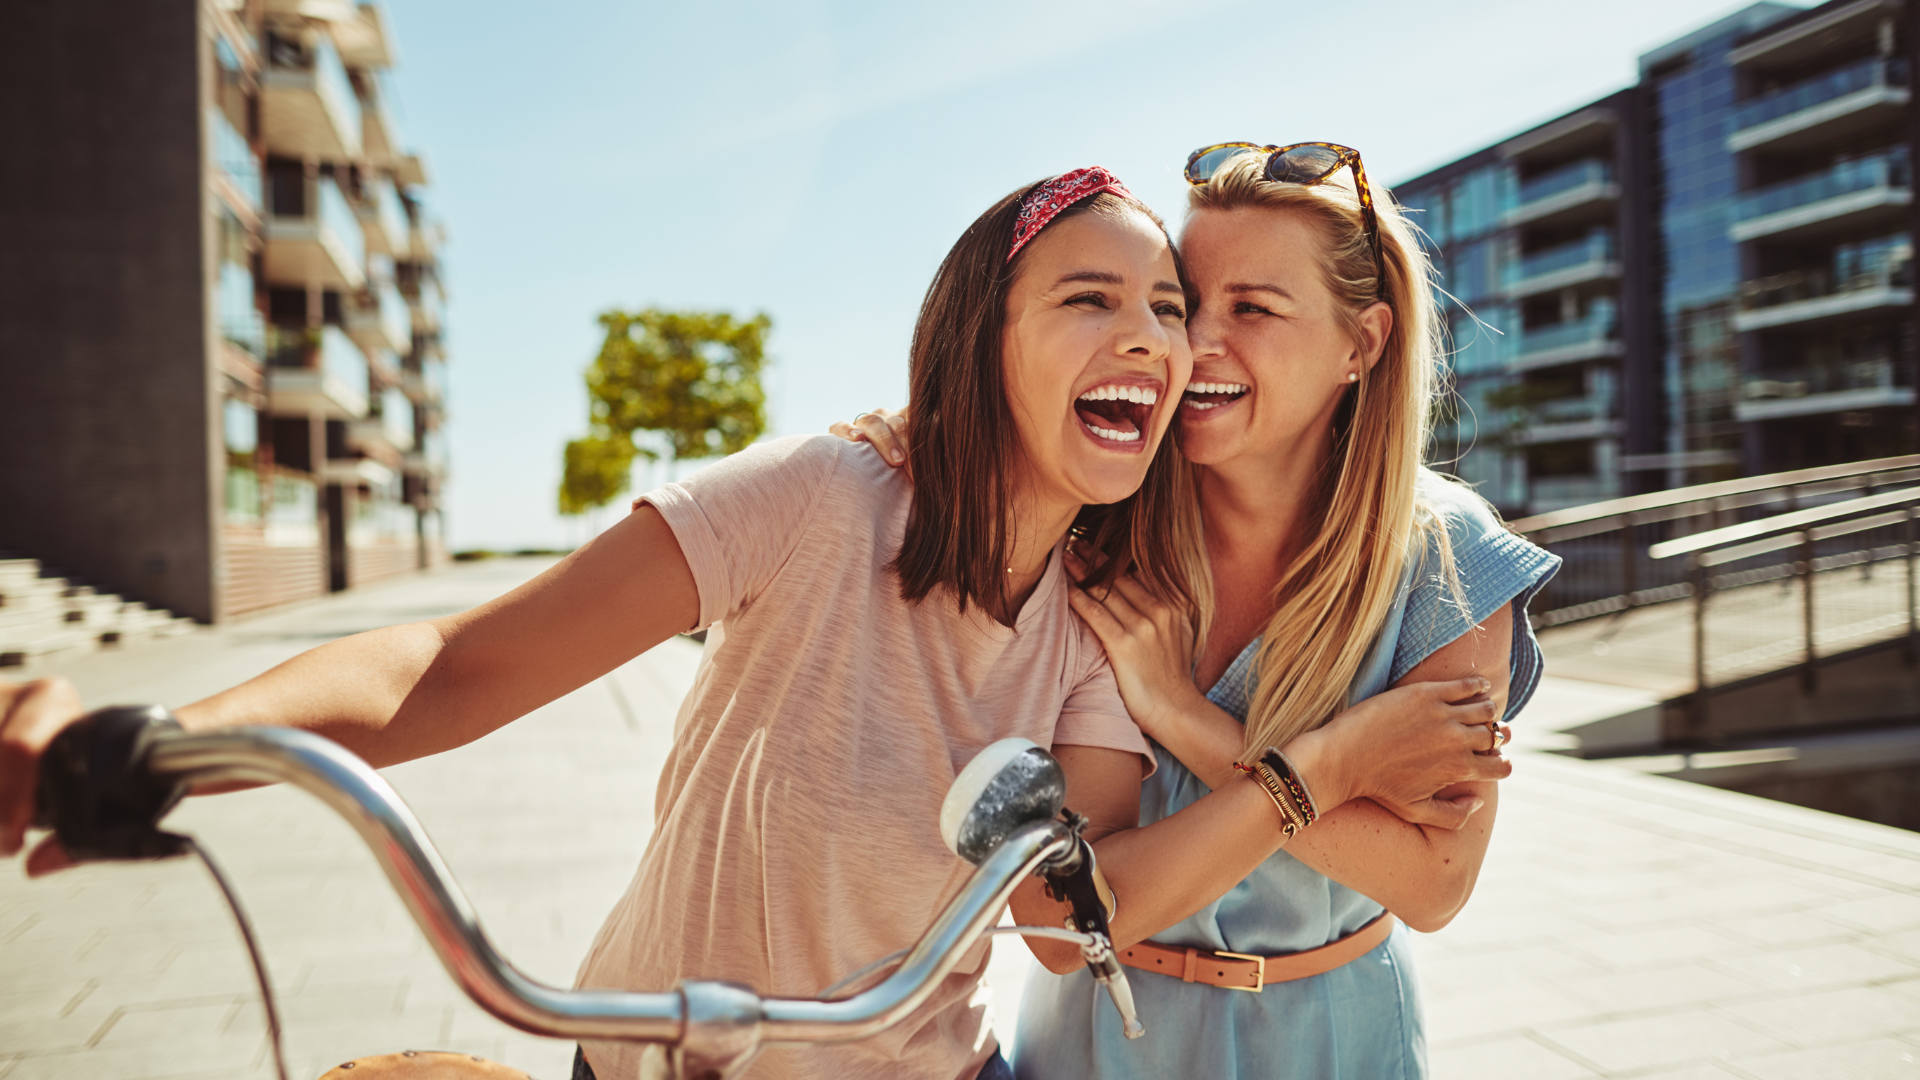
[224,398,261,525]
[218,210,264,358]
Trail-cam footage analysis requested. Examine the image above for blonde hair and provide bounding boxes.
[1186,153,1457,757]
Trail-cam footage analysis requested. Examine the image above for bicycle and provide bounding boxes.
[32,706,1144,1080]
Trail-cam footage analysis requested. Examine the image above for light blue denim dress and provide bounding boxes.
[1015,472,1561,1080]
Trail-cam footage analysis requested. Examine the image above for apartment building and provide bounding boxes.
[0,0,450,623]
[1398,0,1918,516]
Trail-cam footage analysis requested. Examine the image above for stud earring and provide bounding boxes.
[1346,372,1359,383]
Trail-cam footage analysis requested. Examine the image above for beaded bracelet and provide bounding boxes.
[1231,760,1307,838]
[1261,747,1319,827]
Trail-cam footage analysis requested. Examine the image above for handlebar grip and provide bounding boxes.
[34,705,190,860]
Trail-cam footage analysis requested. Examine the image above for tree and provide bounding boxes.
[558,308,771,516]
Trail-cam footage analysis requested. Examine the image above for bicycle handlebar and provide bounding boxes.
[38,709,1089,1077]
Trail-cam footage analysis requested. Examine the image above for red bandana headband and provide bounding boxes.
[1007,166,1136,260]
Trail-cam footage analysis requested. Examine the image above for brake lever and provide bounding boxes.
[1042,815,1145,1040]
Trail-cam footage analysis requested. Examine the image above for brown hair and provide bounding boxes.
[1186,153,1464,756]
[894,179,1205,619]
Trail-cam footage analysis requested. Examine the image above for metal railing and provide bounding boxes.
[1647,487,1919,723]
[1512,310,1618,362]
[1743,356,1911,402]
[1505,230,1615,288]
[1739,260,1913,311]
[1731,56,1910,134]
[1734,149,1911,224]
[1511,455,1920,628]
[1515,159,1613,209]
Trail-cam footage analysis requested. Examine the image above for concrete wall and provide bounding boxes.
[1663,637,1920,741]
[0,1,218,621]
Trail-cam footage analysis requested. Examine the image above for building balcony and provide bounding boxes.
[1731,151,1911,244]
[395,152,429,188]
[1501,160,1619,230]
[261,32,361,162]
[264,176,364,290]
[1735,356,1915,421]
[343,285,409,356]
[357,71,403,168]
[1729,57,1909,154]
[411,293,442,336]
[348,416,413,457]
[404,217,442,264]
[1734,263,1914,332]
[328,3,395,70]
[266,326,367,419]
[400,358,445,405]
[353,178,408,256]
[1503,231,1619,299]
[1730,0,1904,71]
[208,106,261,210]
[1508,312,1623,372]
[322,457,396,487]
[404,435,448,478]
[1513,395,1623,444]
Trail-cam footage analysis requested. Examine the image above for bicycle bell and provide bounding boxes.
[940,738,1068,865]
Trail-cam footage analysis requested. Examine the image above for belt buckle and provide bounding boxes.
[1211,949,1265,993]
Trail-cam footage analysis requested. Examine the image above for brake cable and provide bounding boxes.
[180,834,291,1080]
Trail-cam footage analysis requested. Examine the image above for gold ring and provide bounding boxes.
[1485,721,1502,753]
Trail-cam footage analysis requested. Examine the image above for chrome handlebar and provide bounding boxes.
[64,718,1084,1077]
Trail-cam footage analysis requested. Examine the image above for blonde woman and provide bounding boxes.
[838,145,1559,1077]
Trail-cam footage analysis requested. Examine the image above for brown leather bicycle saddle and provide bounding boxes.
[315,1050,532,1080]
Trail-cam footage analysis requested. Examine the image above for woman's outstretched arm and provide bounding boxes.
[0,506,698,863]
[170,505,698,765]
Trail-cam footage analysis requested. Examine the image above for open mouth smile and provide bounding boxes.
[1182,381,1250,413]
[1073,383,1159,449]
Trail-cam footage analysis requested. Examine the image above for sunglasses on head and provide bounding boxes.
[1184,142,1386,301]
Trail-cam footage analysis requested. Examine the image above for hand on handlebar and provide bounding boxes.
[1286,677,1512,831]
[0,675,85,873]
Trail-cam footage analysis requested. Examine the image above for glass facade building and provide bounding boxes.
[1396,0,1917,516]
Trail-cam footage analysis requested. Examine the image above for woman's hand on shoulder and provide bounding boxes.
[1063,545,1204,740]
[1288,677,1511,831]
[826,407,910,468]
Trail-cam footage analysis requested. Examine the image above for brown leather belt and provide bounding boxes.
[1118,913,1397,992]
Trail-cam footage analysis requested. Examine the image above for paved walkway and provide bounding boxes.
[2,560,1918,1079]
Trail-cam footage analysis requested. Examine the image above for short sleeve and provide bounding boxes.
[636,435,846,631]
[1052,632,1156,776]
[1390,473,1562,720]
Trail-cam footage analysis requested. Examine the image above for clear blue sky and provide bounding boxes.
[379,0,1781,550]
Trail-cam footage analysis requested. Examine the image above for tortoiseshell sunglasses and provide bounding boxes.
[1184,142,1386,300]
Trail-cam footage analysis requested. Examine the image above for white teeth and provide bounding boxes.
[1086,424,1141,442]
[1186,382,1250,395]
[1077,385,1158,405]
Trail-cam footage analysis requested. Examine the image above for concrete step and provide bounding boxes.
[0,557,196,667]
[0,627,95,667]
[0,607,68,636]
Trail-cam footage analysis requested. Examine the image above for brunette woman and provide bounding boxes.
[839,147,1559,1078]
[0,168,1508,1080]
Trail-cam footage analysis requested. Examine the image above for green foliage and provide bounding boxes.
[558,308,771,516]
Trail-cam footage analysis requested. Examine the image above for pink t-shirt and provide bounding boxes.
[575,435,1149,1080]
